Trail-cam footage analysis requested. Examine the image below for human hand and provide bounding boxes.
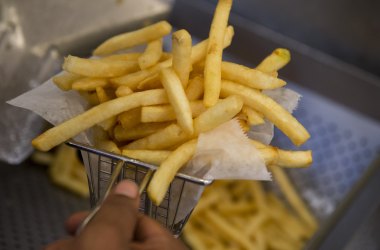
[45,180,188,250]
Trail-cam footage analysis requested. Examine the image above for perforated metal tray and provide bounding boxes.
[1,0,380,249]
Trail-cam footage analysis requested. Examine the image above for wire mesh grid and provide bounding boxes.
[67,141,211,236]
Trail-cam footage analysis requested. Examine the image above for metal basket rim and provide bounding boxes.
[66,140,212,186]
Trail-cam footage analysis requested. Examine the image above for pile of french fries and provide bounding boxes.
[32,0,312,206]
[184,176,318,250]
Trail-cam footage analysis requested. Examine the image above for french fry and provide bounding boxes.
[141,100,206,123]
[191,25,234,65]
[203,0,233,107]
[32,89,169,151]
[63,55,139,78]
[203,210,252,250]
[250,140,313,168]
[95,87,117,131]
[183,223,211,250]
[194,95,243,134]
[93,21,172,55]
[136,73,161,90]
[241,106,265,125]
[276,149,312,168]
[221,80,310,146]
[125,95,243,150]
[138,38,163,69]
[256,48,291,73]
[71,78,108,91]
[148,139,198,205]
[221,61,286,89]
[110,59,171,89]
[122,149,171,165]
[118,108,141,130]
[114,122,170,142]
[53,72,82,91]
[269,165,318,232]
[111,26,234,89]
[185,76,204,101]
[94,139,121,155]
[102,52,141,61]
[115,86,133,97]
[172,29,192,88]
[95,87,111,103]
[160,68,193,134]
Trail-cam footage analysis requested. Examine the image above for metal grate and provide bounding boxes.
[0,163,89,250]
[271,82,380,220]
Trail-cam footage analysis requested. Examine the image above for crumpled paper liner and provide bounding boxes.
[7,77,300,224]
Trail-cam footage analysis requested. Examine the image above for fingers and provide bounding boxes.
[65,211,89,235]
[134,214,172,241]
[72,180,140,250]
[44,239,72,250]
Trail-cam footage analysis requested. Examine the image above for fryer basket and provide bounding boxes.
[66,140,212,236]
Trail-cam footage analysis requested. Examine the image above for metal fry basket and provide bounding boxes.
[66,141,212,236]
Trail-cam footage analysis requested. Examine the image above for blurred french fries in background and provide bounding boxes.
[184,179,318,250]
[31,145,89,198]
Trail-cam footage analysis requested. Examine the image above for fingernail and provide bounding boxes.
[114,180,138,199]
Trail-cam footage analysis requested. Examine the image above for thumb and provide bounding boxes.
[73,180,140,250]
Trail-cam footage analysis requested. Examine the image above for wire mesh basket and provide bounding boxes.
[67,140,212,236]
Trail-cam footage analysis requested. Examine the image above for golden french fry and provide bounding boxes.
[111,59,171,89]
[141,100,206,123]
[49,145,89,197]
[138,38,163,69]
[123,123,187,150]
[118,108,141,130]
[183,223,212,250]
[122,149,171,165]
[63,55,139,78]
[203,210,252,250]
[95,139,121,155]
[93,21,172,55]
[102,52,141,61]
[148,139,197,205]
[269,165,318,232]
[172,29,192,88]
[52,73,82,91]
[71,78,108,91]
[276,149,312,168]
[136,73,161,90]
[221,80,310,146]
[111,26,234,89]
[185,76,204,101]
[95,87,111,103]
[194,95,243,134]
[221,61,286,89]
[160,68,193,134]
[32,89,168,151]
[114,122,170,142]
[267,193,313,239]
[115,86,133,97]
[125,95,243,150]
[250,140,312,168]
[203,0,233,107]
[248,181,266,210]
[256,48,291,73]
[242,106,265,125]
[191,25,234,65]
[95,87,117,131]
